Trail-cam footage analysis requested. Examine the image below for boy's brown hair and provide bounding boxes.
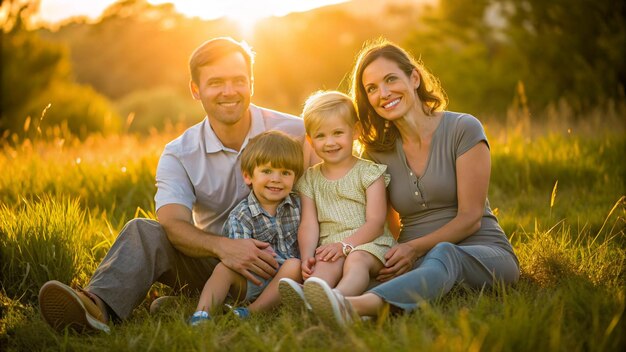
[240,131,304,180]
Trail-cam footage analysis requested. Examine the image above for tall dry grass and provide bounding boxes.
[1,102,624,350]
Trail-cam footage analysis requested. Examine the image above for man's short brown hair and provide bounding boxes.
[189,37,254,85]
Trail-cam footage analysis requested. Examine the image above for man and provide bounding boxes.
[38,37,315,333]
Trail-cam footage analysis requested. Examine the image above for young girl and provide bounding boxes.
[279,91,396,320]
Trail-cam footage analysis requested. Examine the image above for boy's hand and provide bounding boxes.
[218,238,278,285]
[315,242,343,262]
[301,257,316,280]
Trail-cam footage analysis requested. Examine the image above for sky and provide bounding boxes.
[35,0,349,25]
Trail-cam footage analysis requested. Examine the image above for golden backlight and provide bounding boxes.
[148,0,348,36]
[35,0,348,36]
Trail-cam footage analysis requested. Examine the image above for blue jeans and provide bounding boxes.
[368,242,519,311]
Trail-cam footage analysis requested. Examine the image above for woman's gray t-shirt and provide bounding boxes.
[364,111,515,255]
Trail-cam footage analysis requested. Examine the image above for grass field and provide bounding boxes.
[1,110,625,351]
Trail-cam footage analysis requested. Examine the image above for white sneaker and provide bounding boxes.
[278,278,310,311]
[303,277,359,327]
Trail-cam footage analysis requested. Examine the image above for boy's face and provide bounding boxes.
[243,162,296,213]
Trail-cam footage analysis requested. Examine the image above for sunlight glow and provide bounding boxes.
[37,0,118,22]
[147,0,348,37]
[35,0,348,34]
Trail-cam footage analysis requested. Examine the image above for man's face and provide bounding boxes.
[190,52,253,128]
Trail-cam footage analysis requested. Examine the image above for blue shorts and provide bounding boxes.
[244,256,287,302]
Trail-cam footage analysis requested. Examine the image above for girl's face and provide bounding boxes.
[309,113,355,167]
[361,57,420,121]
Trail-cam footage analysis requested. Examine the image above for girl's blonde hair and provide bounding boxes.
[302,90,358,136]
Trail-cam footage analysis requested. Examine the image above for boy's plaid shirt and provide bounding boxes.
[222,191,301,261]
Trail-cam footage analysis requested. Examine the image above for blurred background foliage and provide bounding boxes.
[1,0,625,139]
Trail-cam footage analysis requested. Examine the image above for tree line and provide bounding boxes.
[2,0,624,139]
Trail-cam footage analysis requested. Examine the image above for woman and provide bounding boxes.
[305,39,520,327]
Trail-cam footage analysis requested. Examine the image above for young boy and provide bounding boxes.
[188,130,304,325]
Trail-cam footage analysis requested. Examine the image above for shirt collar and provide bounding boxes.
[247,190,296,217]
[203,104,265,154]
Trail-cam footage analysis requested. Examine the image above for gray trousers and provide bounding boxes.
[86,219,219,319]
[369,242,520,311]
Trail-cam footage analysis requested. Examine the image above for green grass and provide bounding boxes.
[1,115,625,351]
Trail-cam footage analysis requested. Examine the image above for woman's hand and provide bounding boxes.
[376,242,420,282]
[315,242,343,262]
[301,257,316,280]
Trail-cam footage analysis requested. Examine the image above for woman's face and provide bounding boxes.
[361,57,420,121]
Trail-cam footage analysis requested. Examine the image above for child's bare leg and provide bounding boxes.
[310,258,345,287]
[335,251,383,296]
[196,263,246,314]
[247,258,302,313]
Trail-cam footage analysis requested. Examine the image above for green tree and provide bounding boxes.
[1,3,70,135]
[500,0,626,111]
[403,0,625,116]
[403,0,521,117]
[1,2,120,139]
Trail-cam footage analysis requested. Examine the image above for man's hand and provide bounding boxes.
[217,238,278,285]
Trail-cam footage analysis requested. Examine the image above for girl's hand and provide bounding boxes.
[301,257,316,280]
[315,242,343,262]
[376,243,419,282]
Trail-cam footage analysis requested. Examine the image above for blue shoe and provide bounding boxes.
[188,310,211,326]
[231,306,250,319]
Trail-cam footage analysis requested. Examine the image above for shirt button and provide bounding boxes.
[409,172,413,176]
[414,191,419,196]
[422,203,426,207]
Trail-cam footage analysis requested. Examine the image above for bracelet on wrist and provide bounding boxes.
[340,241,354,256]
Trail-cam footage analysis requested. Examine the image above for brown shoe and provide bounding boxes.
[39,280,110,333]
[149,295,180,315]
